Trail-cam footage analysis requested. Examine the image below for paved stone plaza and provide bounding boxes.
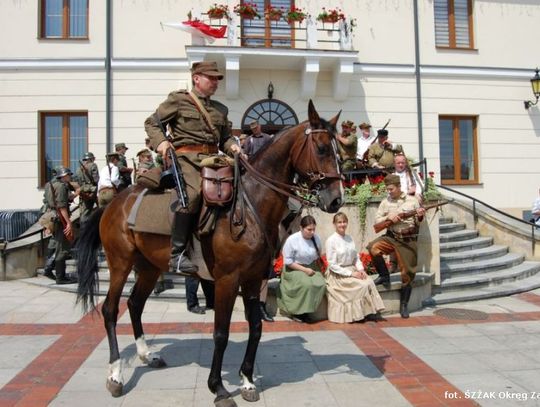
[1,278,540,406]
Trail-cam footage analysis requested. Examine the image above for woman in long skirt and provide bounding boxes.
[325,212,385,323]
[277,215,326,322]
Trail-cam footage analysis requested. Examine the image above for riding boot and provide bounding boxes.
[372,255,391,288]
[259,302,274,322]
[400,285,412,319]
[170,212,198,275]
[55,260,76,285]
[43,249,56,280]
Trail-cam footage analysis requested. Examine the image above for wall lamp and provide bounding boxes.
[524,68,540,109]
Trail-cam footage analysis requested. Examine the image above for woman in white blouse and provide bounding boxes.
[325,212,385,323]
[277,215,326,322]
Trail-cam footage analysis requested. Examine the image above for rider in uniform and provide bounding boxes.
[144,61,241,274]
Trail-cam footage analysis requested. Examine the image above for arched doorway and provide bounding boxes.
[241,99,299,135]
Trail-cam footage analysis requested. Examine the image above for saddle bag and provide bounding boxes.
[38,210,57,234]
[137,167,162,190]
[201,166,234,207]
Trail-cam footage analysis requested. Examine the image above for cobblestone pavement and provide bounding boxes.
[1,279,540,406]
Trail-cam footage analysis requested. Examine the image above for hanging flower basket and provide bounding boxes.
[285,6,306,25]
[207,4,229,20]
[316,8,345,25]
[265,6,284,22]
[234,2,260,20]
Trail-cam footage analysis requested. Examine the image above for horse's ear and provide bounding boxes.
[328,110,342,131]
[308,99,321,127]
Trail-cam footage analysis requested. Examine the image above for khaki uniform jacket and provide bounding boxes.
[144,89,235,158]
[76,162,99,196]
[375,192,420,235]
[144,89,235,213]
[368,142,403,168]
[45,179,69,211]
[337,133,358,161]
[117,154,132,187]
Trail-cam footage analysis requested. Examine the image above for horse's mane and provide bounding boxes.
[247,118,336,164]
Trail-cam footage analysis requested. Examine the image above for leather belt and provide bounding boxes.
[175,144,218,155]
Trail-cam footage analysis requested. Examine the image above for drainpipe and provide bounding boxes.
[413,0,424,162]
[105,0,112,151]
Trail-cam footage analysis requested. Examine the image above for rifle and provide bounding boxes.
[132,158,138,183]
[361,118,391,163]
[78,160,97,186]
[373,200,448,234]
[154,113,188,209]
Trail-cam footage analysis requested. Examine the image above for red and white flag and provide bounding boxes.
[161,20,227,44]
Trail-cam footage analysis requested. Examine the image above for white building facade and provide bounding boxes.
[0,0,539,216]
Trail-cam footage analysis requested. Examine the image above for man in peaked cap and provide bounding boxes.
[367,174,426,319]
[243,120,271,158]
[336,120,358,171]
[76,152,99,225]
[367,128,404,170]
[144,60,241,275]
[115,143,133,190]
[135,148,156,182]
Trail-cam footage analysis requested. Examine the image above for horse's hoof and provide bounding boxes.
[214,397,238,407]
[106,378,123,397]
[241,388,260,402]
[147,357,167,368]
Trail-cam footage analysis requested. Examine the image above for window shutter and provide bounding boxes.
[434,0,450,47]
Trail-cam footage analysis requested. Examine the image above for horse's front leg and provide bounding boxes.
[239,287,263,402]
[102,285,126,398]
[208,275,239,407]
[129,265,166,368]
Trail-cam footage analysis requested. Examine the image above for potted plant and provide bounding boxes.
[316,7,345,24]
[207,3,230,19]
[265,5,284,21]
[233,2,260,19]
[285,6,306,24]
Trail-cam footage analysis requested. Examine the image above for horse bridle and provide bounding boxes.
[238,125,342,207]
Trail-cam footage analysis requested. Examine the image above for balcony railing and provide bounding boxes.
[189,14,355,51]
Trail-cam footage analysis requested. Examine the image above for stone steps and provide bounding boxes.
[425,218,540,306]
[440,236,493,253]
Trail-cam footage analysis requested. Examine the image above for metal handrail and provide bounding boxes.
[342,158,427,182]
[436,183,537,254]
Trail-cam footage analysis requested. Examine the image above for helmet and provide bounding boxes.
[83,152,95,160]
[56,166,72,178]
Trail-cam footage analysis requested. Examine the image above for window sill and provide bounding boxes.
[436,46,478,52]
[441,181,482,186]
[38,37,89,41]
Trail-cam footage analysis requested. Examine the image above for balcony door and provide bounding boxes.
[241,0,294,48]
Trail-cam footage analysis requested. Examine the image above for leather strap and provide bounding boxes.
[175,144,218,154]
[188,91,221,141]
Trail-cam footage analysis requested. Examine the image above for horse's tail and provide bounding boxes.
[76,206,105,312]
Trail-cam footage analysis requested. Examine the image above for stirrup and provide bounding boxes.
[170,255,198,275]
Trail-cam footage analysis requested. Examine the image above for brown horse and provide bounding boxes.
[76,101,343,407]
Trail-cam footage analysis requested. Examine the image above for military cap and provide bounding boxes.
[341,120,355,129]
[249,121,259,130]
[136,148,152,158]
[106,152,120,159]
[191,61,224,79]
[239,134,248,140]
[82,152,95,160]
[377,129,389,137]
[55,166,72,178]
[384,174,401,186]
[115,142,128,150]
[359,122,372,130]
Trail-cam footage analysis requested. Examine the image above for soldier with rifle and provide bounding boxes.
[45,166,78,285]
[367,125,403,170]
[76,152,99,225]
[144,61,241,275]
[367,174,425,318]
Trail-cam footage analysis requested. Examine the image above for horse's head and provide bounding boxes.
[289,100,344,213]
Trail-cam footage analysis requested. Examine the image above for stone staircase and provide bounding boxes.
[34,259,190,301]
[423,217,540,306]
